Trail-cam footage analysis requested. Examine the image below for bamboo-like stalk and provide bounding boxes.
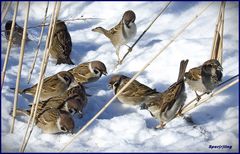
[119,1,172,65]
[218,2,226,64]
[10,2,30,134]
[1,2,19,90]
[210,2,226,64]
[19,2,62,152]
[19,2,58,151]
[181,78,239,114]
[1,1,12,25]
[1,2,7,14]
[27,2,49,83]
[59,3,213,152]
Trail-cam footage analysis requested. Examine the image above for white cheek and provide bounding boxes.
[56,117,62,131]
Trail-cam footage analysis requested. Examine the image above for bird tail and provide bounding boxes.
[177,59,189,81]
[10,87,25,94]
[56,58,74,65]
[10,108,30,117]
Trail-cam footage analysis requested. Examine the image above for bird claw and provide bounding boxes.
[154,122,166,130]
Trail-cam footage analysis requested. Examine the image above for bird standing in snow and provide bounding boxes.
[49,20,74,65]
[68,60,107,84]
[108,74,159,106]
[15,108,74,134]
[13,71,78,101]
[140,60,189,129]
[28,84,88,118]
[92,10,137,64]
[185,59,223,101]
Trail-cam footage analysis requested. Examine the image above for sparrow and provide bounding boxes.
[49,20,74,65]
[68,60,107,84]
[92,10,137,63]
[140,60,189,129]
[185,59,223,101]
[108,74,159,105]
[15,108,74,134]
[12,71,78,101]
[5,20,31,46]
[28,84,88,118]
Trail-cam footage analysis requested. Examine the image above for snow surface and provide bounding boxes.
[1,1,239,152]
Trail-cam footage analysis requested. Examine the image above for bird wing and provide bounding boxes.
[119,78,158,97]
[109,21,123,35]
[52,30,72,58]
[186,66,202,81]
[68,64,91,83]
[37,108,58,125]
[160,81,184,112]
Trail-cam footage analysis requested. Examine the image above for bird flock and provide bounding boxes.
[5,9,223,134]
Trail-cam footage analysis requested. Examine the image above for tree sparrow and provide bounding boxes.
[29,85,88,118]
[141,60,189,129]
[13,71,78,101]
[49,20,74,65]
[15,108,74,134]
[185,59,223,101]
[5,20,31,46]
[92,10,137,63]
[68,60,107,84]
[108,74,159,105]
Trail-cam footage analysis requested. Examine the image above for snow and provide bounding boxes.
[1,1,239,152]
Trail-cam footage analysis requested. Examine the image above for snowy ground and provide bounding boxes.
[1,1,239,152]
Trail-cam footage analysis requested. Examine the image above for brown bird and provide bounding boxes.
[29,84,88,118]
[15,108,74,134]
[12,71,78,101]
[140,60,189,129]
[68,60,107,84]
[49,20,74,65]
[5,20,31,46]
[92,10,137,63]
[185,59,223,101]
[108,74,159,105]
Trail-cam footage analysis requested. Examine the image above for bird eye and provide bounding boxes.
[64,76,70,81]
[94,69,99,74]
[69,109,76,114]
[60,126,67,132]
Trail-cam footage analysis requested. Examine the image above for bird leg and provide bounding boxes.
[125,44,133,52]
[115,47,121,64]
[195,91,201,101]
[155,121,166,129]
[176,104,184,117]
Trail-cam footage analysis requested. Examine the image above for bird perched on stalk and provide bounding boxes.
[5,20,31,46]
[108,74,159,106]
[15,108,74,134]
[140,60,189,129]
[185,59,223,101]
[92,10,137,64]
[49,20,74,65]
[11,71,78,101]
[68,60,107,84]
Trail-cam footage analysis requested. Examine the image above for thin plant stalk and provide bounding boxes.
[10,2,31,133]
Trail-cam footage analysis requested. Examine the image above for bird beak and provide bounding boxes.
[108,84,112,89]
[103,71,108,76]
[217,65,223,71]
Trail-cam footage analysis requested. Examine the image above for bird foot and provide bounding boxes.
[154,122,166,130]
